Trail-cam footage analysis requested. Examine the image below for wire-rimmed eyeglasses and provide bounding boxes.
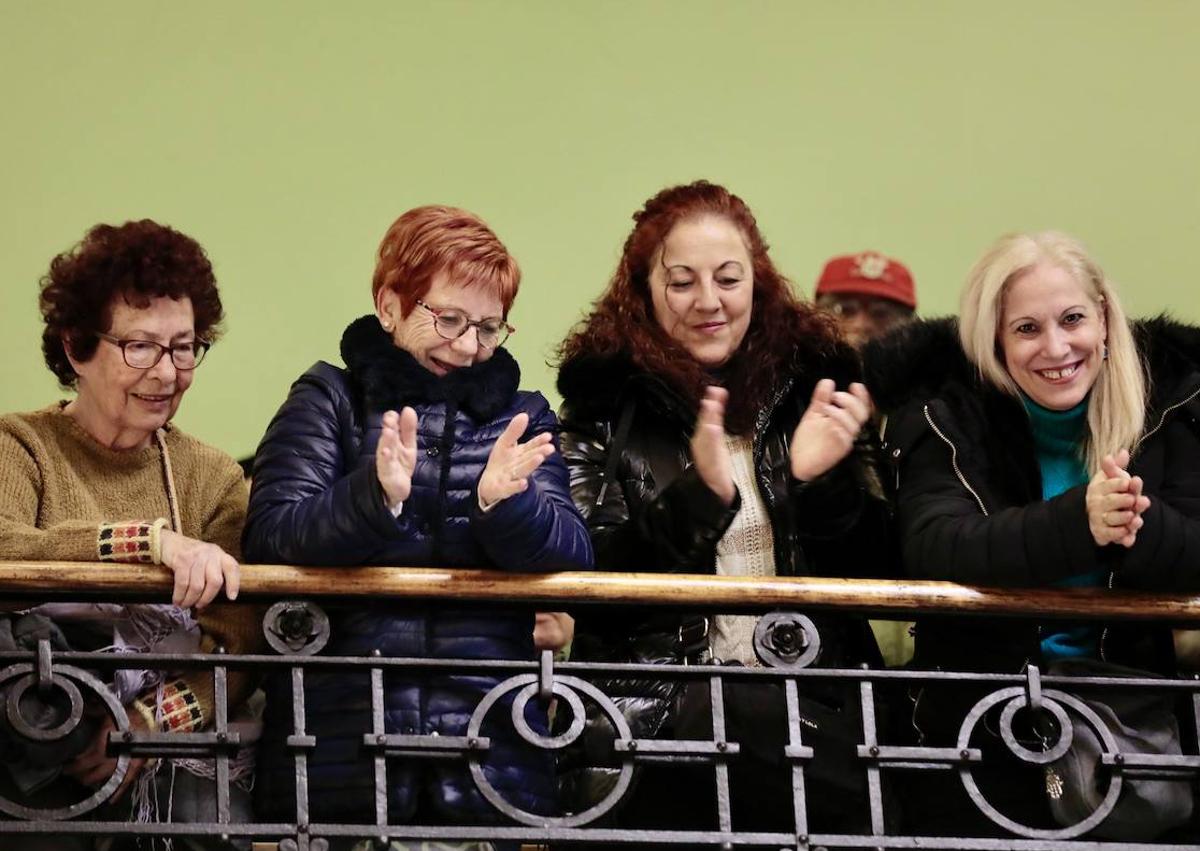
[96,332,210,370]
[415,300,514,349]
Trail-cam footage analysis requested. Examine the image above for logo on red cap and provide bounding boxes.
[815,251,916,310]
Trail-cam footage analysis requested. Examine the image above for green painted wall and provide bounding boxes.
[2,1,1198,458]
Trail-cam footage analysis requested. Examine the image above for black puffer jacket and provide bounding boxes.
[244,316,593,823]
[864,316,1200,681]
[555,343,893,805]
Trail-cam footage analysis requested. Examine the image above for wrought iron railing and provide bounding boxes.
[1,561,1199,849]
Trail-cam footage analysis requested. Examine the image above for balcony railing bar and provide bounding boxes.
[3,562,1200,621]
[4,562,1200,849]
[3,649,1195,694]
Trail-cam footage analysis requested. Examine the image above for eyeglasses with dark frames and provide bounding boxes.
[415,300,514,349]
[96,332,211,370]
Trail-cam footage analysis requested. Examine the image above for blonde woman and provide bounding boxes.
[865,231,1200,834]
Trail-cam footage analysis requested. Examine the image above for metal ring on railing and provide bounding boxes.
[466,672,635,828]
[998,692,1073,765]
[0,663,131,821]
[5,671,85,743]
[955,685,1122,839]
[510,680,587,750]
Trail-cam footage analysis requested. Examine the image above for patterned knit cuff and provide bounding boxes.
[133,679,205,733]
[97,519,167,564]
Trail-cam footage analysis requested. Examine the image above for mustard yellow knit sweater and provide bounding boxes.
[0,403,261,733]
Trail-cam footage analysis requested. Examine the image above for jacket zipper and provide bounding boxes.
[922,404,988,516]
[907,407,991,742]
[1136,384,1200,448]
[1099,570,1115,662]
[1102,382,1200,660]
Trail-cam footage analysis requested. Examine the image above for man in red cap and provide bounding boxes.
[814,251,916,348]
[815,252,916,667]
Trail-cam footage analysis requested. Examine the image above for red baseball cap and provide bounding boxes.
[815,251,916,310]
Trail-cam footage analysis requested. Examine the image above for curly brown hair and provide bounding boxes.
[39,220,224,388]
[558,181,840,433]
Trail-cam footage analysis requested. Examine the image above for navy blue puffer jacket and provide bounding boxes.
[244,316,593,824]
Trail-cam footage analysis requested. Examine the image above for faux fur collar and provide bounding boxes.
[1134,315,1200,412]
[339,315,520,422]
[861,317,972,413]
[557,337,860,425]
[556,350,694,424]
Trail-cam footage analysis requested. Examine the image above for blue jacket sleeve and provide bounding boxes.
[243,365,411,566]
[469,395,594,572]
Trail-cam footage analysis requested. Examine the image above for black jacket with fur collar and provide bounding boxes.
[863,316,1200,674]
[554,342,895,810]
[556,342,893,667]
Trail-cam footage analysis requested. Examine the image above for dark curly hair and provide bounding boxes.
[558,181,840,433]
[39,220,224,388]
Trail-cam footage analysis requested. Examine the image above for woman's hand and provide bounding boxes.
[534,612,575,651]
[159,530,239,609]
[63,712,147,801]
[477,412,556,507]
[790,380,872,482]
[377,407,419,509]
[1086,449,1151,547]
[691,386,735,506]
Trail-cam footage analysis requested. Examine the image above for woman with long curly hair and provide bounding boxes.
[555,181,893,842]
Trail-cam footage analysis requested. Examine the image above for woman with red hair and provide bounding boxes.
[556,181,892,842]
[244,205,592,848]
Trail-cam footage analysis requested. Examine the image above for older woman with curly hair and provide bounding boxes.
[555,181,893,843]
[0,220,258,849]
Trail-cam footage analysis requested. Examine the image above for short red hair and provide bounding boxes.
[372,206,520,318]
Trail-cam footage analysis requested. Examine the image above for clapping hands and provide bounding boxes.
[477,412,556,507]
[790,379,872,482]
[690,387,736,506]
[1086,449,1151,547]
[377,407,419,509]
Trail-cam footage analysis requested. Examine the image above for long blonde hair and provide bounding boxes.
[959,231,1145,473]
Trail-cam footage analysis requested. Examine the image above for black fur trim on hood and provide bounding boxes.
[556,350,693,424]
[1134,315,1200,414]
[861,317,972,414]
[339,315,520,422]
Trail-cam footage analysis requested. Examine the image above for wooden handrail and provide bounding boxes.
[1,561,1199,622]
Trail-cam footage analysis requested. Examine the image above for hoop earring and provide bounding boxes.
[1103,344,1109,361]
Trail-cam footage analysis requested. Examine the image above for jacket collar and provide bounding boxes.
[339,315,520,422]
[1133,314,1200,416]
[556,350,694,425]
[862,316,975,414]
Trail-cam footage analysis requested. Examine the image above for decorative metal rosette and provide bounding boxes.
[752,611,821,669]
[263,599,331,656]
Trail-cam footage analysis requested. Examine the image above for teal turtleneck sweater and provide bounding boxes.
[1022,395,1101,660]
